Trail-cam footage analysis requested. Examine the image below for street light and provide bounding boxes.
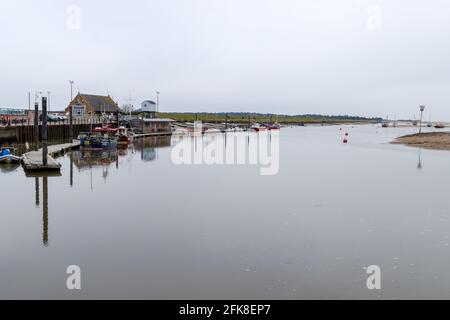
[69,80,74,100]
[419,105,426,134]
[156,91,160,113]
[35,91,42,103]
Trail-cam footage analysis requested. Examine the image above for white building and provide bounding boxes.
[140,100,157,113]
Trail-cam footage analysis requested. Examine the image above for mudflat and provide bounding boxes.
[392,132,450,150]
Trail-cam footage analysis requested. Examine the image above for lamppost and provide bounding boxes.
[35,91,42,104]
[419,105,425,134]
[156,91,160,113]
[69,80,74,100]
[69,81,74,138]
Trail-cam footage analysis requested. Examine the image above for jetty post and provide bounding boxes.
[34,102,39,148]
[42,97,48,166]
[69,105,73,140]
[28,92,31,125]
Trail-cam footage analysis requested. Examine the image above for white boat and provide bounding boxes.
[0,147,21,164]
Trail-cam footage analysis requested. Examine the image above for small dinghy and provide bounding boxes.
[0,147,22,164]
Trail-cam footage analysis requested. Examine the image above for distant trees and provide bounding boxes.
[121,104,134,114]
[158,112,382,123]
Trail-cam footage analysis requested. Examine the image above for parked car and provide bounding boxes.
[39,114,59,122]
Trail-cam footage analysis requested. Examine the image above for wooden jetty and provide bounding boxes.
[133,131,173,139]
[22,140,80,172]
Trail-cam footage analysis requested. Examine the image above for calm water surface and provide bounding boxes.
[2,125,450,299]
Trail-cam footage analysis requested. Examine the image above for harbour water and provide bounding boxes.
[2,125,450,299]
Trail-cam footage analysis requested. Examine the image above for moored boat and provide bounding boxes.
[268,123,281,130]
[251,123,268,132]
[81,127,118,150]
[117,126,133,146]
[435,123,445,129]
[0,147,21,164]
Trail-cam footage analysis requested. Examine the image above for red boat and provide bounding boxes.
[251,123,268,132]
[117,126,133,146]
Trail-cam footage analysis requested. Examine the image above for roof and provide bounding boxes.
[142,100,156,105]
[69,94,120,113]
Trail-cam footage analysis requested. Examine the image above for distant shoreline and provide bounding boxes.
[158,112,380,125]
[392,132,450,151]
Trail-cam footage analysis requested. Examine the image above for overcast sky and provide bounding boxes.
[1,0,449,119]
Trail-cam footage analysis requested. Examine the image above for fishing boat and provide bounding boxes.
[381,115,389,128]
[251,123,268,132]
[81,127,118,150]
[0,147,21,164]
[435,123,445,129]
[117,126,133,146]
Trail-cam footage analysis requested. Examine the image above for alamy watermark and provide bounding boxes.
[66,265,82,290]
[171,123,280,176]
[366,5,382,31]
[66,5,81,31]
[366,265,381,290]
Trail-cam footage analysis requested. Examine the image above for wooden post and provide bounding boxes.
[42,97,48,166]
[34,102,39,149]
[69,105,73,140]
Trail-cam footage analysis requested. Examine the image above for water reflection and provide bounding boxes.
[70,152,73,187]
[29,174,50,247]
[35,177,39,207]
[5,127,450,299]
[42,176,48,247]
[21,136,172,247]
[135,136,171,162]
[417,149,423,170]
[0,163,20,173]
